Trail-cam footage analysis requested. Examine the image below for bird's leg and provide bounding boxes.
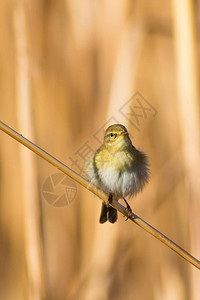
[123,198,132,221]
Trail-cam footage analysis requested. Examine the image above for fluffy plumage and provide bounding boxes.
[86,124,149,223]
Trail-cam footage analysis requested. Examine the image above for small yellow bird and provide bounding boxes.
[86,124,149,223]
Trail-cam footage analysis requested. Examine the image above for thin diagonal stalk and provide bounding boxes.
[0,120,200,270]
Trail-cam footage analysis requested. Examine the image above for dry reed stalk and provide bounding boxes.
[81,15,147,300]
[172,0,200,299]
[13,4,46,300]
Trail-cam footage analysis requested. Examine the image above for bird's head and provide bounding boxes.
[103,124,131,149]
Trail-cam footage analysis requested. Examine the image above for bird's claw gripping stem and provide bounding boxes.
[123,198,132,221]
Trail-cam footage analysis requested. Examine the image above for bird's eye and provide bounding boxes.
[110,133,117,138]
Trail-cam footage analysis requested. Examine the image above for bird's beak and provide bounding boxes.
[120,131,128,137]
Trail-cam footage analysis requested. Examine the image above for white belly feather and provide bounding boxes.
[86,151,147,200]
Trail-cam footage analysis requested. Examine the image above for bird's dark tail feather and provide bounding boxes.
[99,202,118,224]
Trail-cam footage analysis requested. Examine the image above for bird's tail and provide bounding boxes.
[99,202,118,223]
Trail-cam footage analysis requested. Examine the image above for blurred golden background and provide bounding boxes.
[0,0,200,299]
